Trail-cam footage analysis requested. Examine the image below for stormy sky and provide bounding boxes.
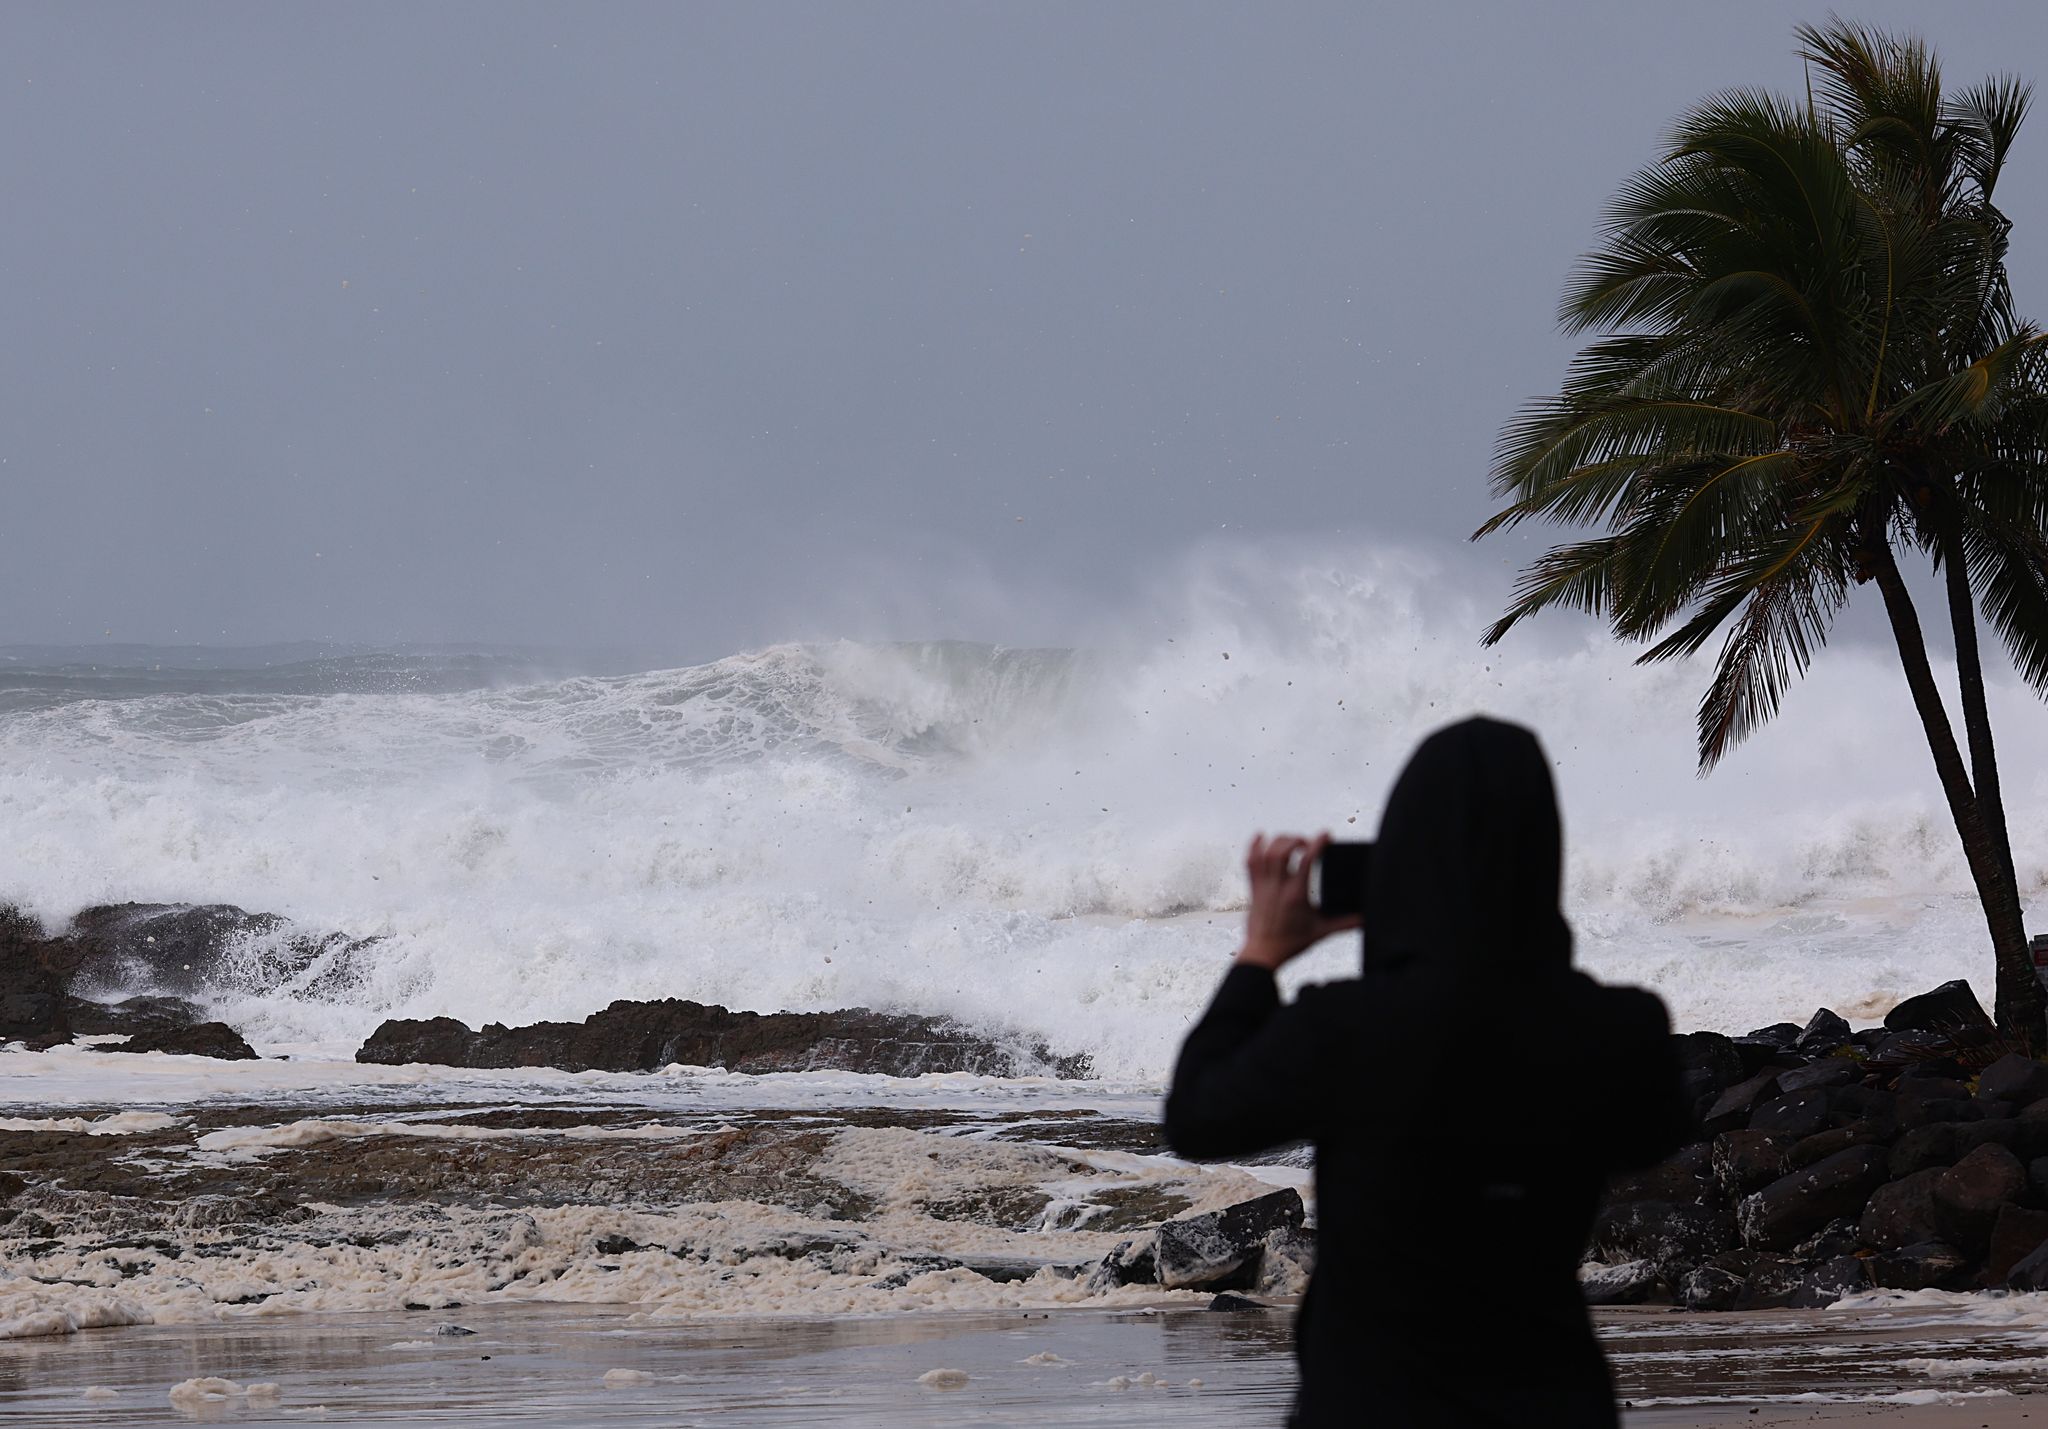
[4,1,2047,657]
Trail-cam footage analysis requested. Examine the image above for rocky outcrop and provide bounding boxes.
[355,999,1092,1078]
[67,902,380,1001]
[1584,983,2048,1310]
[0,907,73,1047]
[105,1021,258,1060]
[1085,1189,1310,1295]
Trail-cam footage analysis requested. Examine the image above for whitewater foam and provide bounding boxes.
[6,547,2047,1077]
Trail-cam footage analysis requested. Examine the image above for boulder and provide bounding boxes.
[1729,1038,1787,1076]
[1745,1023,1802,1050]
[0,907,73,1046]
[1672,1031,1744,1100]
[1738,1146,1888,1251]
[1933,1143,2027,1254]
[1675,1263,1744,1311]
[66,902,379,1003]
[1826,1083,1896,1128]
[1776,1060,1860,1095]
[1782,1123,1885,1175]
[1869,1240,1971,1291]
[1746,1090,1833,1140]
[355,999,1089,1078]
[1984,1204,2048,1285]
[1894,1094,1975,1131]
[2008,1235,2048,1291]
[1790,1218,1862,1262]
[1085,1234,1158,1291]
[1888,1124,1959,1180]
[1579,1259,1663,1307]
[1713,1131,1792,1199]
[1702,1069,1782,1133]
[105,1022,258,1060]
[1884,981,1992,1035]
[1253,1226,1315,1297]
[1794,1009,1853,1056]
[1955,1119,2020,1160]
[65,994,207,1037]
[1604,1143,1717,1208]
[1860,1168,1947,1251]
[1784,1254,1871,1308]
[1590,1200,1737,1267]
[1977,1054,2048,1109]
[1154,1189,1305,1292]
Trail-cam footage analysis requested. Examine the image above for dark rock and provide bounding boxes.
[1899,1069,1974,1095]
[1206,1292,1269,1311]
[1826,1084,1896,1127]
[0,907,73,1046]
[1086,1235,1158,1291]
[2008,1236,2048,1290]
[1860,1168,1947,1251]
[1851,1028,1891,1051]
[1746,1090,1833,1140]
[105,1022,258,1060]
[1745,1023,1802,1050]
[1869,1240,1971,1291]
[1738,1146,1888,1251]
[65,994,207,1037]
[1590,1200,1737,1267]
[1777,1060,1860,1095]
[1977,1054,2048,1109]
[66,902,380,1003]
[1885,981,1992,1035]
[1730,1252,1816,1309]
[1785,1254,1871,1308]
[1790,1218,1862,1262]
[1795,1009,1853,1056]
[1895,1095,1974,1131]
[1604,1143,1717,1208]
[1713,1131,1792,1199]
[1984,1204,2048,1284]
[1729,1038,1787,1076]
[1579,1259,1664,1306]
[356,999,1089,1078]
[1675,1263,1744,1310]
[1890,1125,1960,1179]
[1934,1143,2028,1254]
[1673,1032,1745,1104]
[2017,1102,2048,1163]
[1154,1189,1305,1291]
[1253,1226,1315,1296]
[1955,1119,2020,1160]
[1782,1123,1885,1175]
[1702,1069,1781,1132]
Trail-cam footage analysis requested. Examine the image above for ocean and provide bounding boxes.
[6,551,2040,1076]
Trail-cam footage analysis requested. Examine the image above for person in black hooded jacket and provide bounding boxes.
[1164,717,1690,1428]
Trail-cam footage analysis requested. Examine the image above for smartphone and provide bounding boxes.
[1309,841,1372,917]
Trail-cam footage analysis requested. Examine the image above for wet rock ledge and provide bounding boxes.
[1585,979,2048,1310]
[0,901,1086,1077]
[356,1002,1089,1078]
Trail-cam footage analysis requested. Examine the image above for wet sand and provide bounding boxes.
[7,1301,2048,1424]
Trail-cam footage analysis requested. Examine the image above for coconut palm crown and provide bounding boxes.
[1475,20,2048,1040]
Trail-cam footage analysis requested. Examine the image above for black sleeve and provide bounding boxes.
[1163,964,1331,1160]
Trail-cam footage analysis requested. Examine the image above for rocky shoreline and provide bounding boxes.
[1585,979,2048,1309]
[16,899,2048,1316]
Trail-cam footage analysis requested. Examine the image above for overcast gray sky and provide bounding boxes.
[5,1,2047,657]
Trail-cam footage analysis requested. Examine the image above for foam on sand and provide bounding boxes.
[0,1283,154,1340]
[915,1367,970,1388]
[0,1111,180,1135]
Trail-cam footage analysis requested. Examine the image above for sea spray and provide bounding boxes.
[4,546,2046,1076]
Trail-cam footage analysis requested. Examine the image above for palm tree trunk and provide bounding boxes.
[1871,543,2041,1046]
[1935,518,2043,1043]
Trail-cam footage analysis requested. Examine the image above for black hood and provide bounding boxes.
[1363,716,1572,994]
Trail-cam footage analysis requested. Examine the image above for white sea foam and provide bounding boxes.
[6,547,2048,1077]
[194,1118,717,1154]
[0,1111,180,1135]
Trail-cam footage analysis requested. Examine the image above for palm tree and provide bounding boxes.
[1476,19,2048,1043]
